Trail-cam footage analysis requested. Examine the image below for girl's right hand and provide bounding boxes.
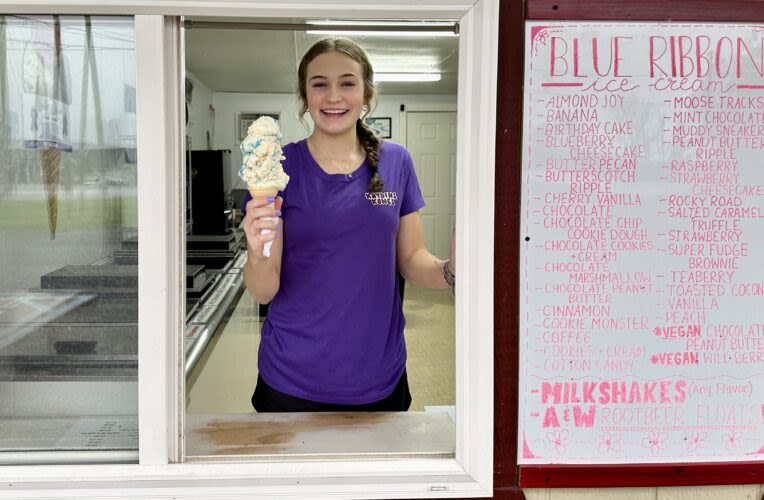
[243,195,283,260]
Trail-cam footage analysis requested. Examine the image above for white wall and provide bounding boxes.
[185,71,215,151]
[212,92,457,193]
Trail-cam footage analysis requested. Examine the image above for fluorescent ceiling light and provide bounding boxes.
[375,73,441,82]
[370,54,441,69]
[369,55,442,78]
[306,19,457,37]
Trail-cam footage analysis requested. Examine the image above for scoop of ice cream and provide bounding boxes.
[239,116,289,190]
[241,141,288,189]
[246,115,280,138]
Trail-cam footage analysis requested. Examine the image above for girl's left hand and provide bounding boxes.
[448,228,456,274]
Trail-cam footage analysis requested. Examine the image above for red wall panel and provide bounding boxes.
[497,0,764,490]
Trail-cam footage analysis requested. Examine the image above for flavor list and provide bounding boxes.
[659,93,764,371]
[520,23,764,463]
[537,92,649,377]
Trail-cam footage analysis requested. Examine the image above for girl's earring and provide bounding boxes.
[362,104,369,113]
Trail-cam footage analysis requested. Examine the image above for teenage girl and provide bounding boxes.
[242,37,456,412]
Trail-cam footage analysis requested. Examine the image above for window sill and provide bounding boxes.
[185,410,455,461]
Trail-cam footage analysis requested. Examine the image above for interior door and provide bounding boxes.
[405,111,457,260]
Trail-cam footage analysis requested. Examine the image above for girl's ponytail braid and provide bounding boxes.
[356,119,384,193]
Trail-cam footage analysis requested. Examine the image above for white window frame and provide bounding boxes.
[0,1,498,498]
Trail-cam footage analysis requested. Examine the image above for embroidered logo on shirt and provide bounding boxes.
[365,192,398,206]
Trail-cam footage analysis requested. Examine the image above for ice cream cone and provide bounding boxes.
[41,147,61,240]
[249,186,279,257]
[241,116,288,258]
[249,186,278,199]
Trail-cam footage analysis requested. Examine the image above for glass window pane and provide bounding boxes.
[0,15,137,462]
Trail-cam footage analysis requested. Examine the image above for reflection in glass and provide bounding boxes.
[0,15,137,461]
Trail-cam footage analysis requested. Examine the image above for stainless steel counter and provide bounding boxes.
[184,250,246,377]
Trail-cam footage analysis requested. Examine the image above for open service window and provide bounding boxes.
[0,1,496,499]
[182,15,460,461]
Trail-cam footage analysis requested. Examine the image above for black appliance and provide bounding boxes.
[187,149,230,235]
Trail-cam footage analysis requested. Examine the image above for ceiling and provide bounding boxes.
[184,17,459,95]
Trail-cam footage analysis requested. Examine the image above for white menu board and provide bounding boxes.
[519,22,764,464]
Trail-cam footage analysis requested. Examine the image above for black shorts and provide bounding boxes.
[251,370,412,412]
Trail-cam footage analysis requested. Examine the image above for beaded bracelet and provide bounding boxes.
[442,260,455,295]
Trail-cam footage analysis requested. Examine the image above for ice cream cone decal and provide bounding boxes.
[21,16,72,240]
[41,147,61,239]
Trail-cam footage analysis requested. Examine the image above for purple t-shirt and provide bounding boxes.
[251,139,425,404]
